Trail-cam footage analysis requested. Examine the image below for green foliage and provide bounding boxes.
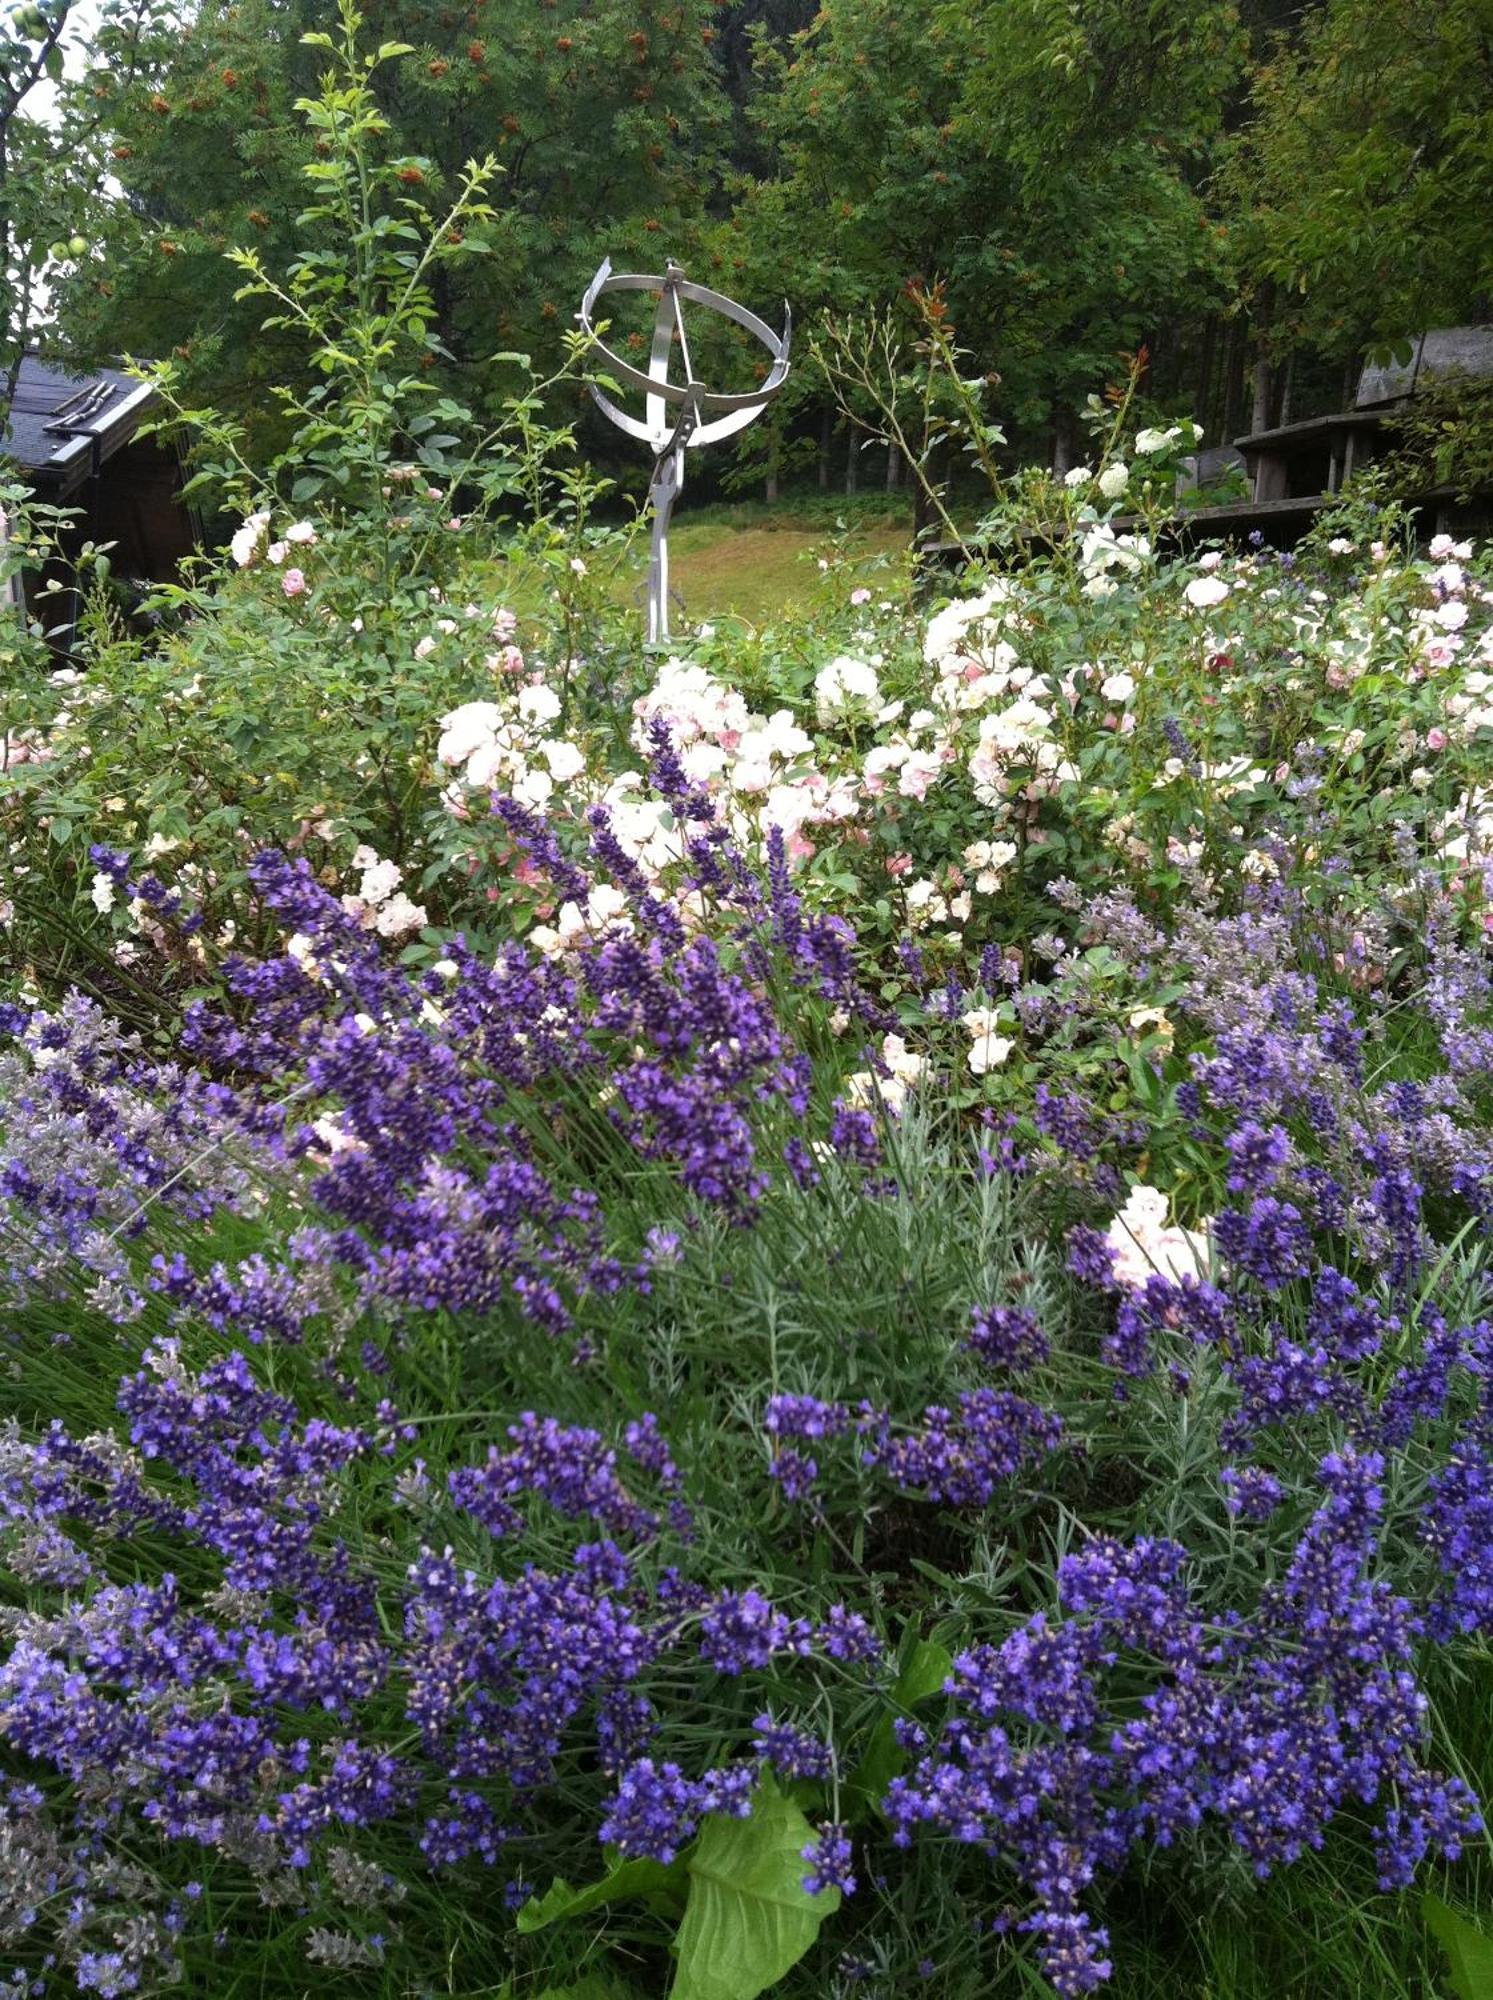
[1383,372,1493,506]
[1424,1894,1493,2000]
[736,0,1238,439]
[845,1635,954,1820]
[520,1857,688,1934]
[52,0,728,448]
[1220,0,1493,366]
[671,1780,841,2000]
[0,0,179,393]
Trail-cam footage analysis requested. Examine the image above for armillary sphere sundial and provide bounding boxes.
[578,258,791,642]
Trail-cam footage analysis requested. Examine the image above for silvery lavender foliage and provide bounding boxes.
[0,992,289,1323]
[0,1777,187,1997]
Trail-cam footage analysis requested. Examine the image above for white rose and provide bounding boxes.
[512,765,555,808]
[961,1006,1013,1074]
[358,857,403,907]
[518,684,563,727]
[587,883,629,927]
[229,509,270,567]
[437,700,503,767]
[1098,462,1129,500]
[1184,575,1230,610]
[374,892,426,939]
[542,739,586,782]
[1105,1183,1211,1287]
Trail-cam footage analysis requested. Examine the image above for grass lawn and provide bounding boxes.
[607,496,916,626]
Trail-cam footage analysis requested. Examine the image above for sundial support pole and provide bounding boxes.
[646,396,699,644]
[576,257,792,646]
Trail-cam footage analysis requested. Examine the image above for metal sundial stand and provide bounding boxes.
[578,258,791,643]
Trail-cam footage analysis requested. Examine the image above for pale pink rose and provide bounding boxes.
[886,853,914,877]
[282,568,307,598]
[1427,727,1448,751]
[447,516,464,531]
[850,587,871,605]
[492,607,519,641]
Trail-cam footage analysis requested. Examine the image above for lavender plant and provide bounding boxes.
[4,753,1493,1999]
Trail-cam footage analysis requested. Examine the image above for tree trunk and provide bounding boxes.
[1197,313,1218,439]
[1277,351,1296,427]
[845,435,859,495]
[885,441,901,491]
[1221,318,1247,444]
[817,409,832,490]
[1250,280,1277,433]
[764,469,779,503]
[1050,411,1081,476]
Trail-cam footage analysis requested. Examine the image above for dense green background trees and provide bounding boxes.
[11,0,1493,486]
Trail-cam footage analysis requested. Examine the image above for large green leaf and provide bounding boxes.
[535,1978,638,2000]
[670,1778,840,2000]
[1424,1895,1493,1999]
[518,1856,686,1933]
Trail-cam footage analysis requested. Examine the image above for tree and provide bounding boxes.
[0,0,174,425]
[53,0,730,456]
[731,0,1241,462]
[1221,0,1493,380]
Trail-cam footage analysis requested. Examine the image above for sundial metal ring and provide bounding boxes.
[578,258,791,641]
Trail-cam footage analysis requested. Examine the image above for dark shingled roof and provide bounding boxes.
[4,353,159,496]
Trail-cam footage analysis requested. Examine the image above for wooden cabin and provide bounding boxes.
[1220,324,1493,545]
[3,352,198,649]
